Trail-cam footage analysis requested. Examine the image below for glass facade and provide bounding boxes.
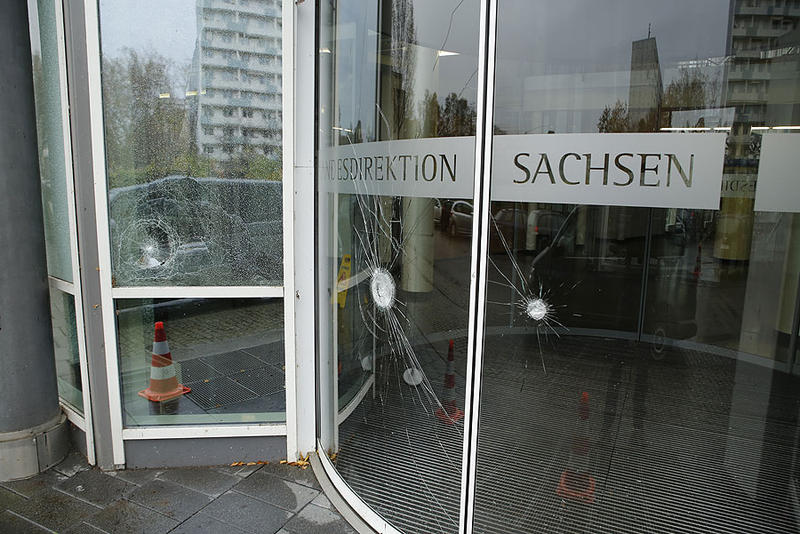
[30,0,72,283]
[96,0,287,428]
[15,0,800,526]
[317,1,800,532]
[49,289,83,412]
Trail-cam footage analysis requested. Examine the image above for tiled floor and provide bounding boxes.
[0,451,355,534]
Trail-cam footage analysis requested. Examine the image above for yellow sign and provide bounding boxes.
[336,254,352,308]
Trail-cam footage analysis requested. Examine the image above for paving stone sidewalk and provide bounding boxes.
[0,451,355,534]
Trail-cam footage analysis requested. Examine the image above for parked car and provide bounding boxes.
[525,209,566,253]
[448,201,473,237]
[490,207,566,255]
[490,207,526,254]
[108,175,283,285]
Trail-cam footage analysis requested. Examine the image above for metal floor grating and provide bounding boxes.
[200,351,267,375]
[230,365,285,396]
[184,376,258,410]
[176,358,222,383]
[241,344,285,368]
[335,336,800,534]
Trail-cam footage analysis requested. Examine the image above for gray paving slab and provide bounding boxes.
[107,468,162,486]
[169,513,249,534]
[85,499,179,534]
[0,510,50,533]
[57,469,133,506]
[257,462,322,490]
[234,471,319,512]
[0,485,26,509]
[214,463,264,478]
[156,467,239,497]
[200,491,292,534]
[282,503,356,534]
[126,479,212,522]
[4,487,100,532]
[53,451,92,477]
[310,492,333,510]
[63,521,110,533]
[0,469,69,498]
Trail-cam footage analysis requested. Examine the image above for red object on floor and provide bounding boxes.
[138,321,190,402]
[556,391,596,504]
[435,339,464,424]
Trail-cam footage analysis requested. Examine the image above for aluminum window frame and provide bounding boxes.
[81,0,297,466]
[29,0,97,465]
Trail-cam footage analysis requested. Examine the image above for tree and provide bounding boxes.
[597,100,631,133]
[439,92,476,136]
[663,68,717,111]
[102,49,192,187]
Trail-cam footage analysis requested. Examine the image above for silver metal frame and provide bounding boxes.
[27,0,96,465]
[459,0,498,532]
[78,0,297,465]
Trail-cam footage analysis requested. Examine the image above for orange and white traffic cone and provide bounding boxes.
[435,340,464,424]
[138,321,190,402]
[556,392,596,504]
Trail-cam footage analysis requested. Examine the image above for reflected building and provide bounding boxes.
[716,2,800,262]
[628,36,663,130]
[726,0,800,142]
[189,0,283,160]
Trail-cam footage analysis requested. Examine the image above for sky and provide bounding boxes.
[99,0,198,65]
[100,0,735,134]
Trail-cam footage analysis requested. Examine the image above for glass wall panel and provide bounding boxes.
[117,298,285,426]
[50,289,83,412]
[30,0,72,282]
[474,1,800,533]
[98,0,284,286]
[317,1,480,531]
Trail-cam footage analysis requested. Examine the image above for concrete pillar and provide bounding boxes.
[400,198,435,293]
[0,1,68,481]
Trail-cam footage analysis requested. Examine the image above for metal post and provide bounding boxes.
[0,0,68,481]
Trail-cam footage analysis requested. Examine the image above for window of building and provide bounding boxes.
[95,0,287,433]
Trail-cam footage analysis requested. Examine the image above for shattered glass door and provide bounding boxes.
[318,0,800,533]
[317,0,481,532]
[472,1,800,533]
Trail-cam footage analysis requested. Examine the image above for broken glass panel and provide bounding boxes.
[473,1,800,533]
[317,1,481,532]
[98,0,284,286]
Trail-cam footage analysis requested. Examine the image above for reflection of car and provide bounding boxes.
[448,201,473,237]
[486,207,567,255]
[108,175,282,285]
[490,208,526,253]
[525,210,565,253]
[433,198,442,226]
[527,205,696,341]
